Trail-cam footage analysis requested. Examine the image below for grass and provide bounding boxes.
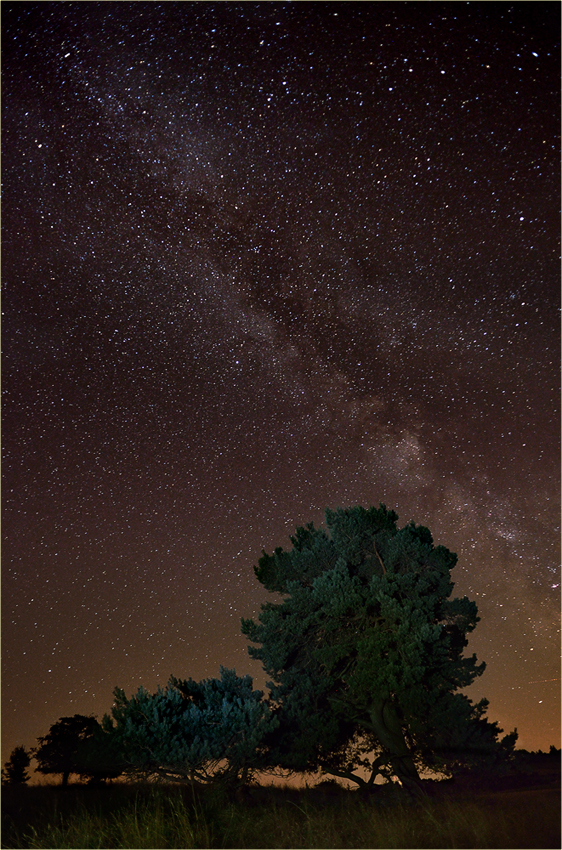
[2,777,560,849]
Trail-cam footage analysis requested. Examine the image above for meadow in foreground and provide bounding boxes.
[2,770,560,850]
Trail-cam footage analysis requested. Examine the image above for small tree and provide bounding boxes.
[33,714,122,786]
[2,746,31,785]
[105,667,277,786]
[242,505,517,796]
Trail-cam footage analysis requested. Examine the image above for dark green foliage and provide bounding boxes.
[2,745,31,785]
[33,714,122,787]
[242,505,517,793]
[254,506,399,593]
[78,720,127,784]
[104,667,278,786]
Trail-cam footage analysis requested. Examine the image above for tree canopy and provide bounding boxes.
[104,667,277,786]
[241,505,517,794]
[33,714,122,786]
[2,746,31,786]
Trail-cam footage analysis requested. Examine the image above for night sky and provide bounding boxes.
[2,1,560,773]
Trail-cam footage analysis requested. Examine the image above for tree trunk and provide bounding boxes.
[367,696,424,798]
[61,771,69,788]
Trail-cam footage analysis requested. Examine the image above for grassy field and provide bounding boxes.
[2,768,560,849]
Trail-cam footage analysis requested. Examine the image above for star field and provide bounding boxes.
[2,2,560,770]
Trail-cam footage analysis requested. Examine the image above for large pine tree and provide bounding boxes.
[242,505,516,794]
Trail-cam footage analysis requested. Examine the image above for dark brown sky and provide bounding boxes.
[2,1,560,772]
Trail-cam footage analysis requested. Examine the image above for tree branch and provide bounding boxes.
[373,542,386,575]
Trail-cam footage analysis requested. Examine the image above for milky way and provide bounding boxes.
[2,1,560,769]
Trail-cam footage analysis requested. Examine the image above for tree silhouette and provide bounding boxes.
[2,746,31,785]
[33,714,122,787]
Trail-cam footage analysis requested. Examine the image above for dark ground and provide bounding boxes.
[2,752,560,849]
